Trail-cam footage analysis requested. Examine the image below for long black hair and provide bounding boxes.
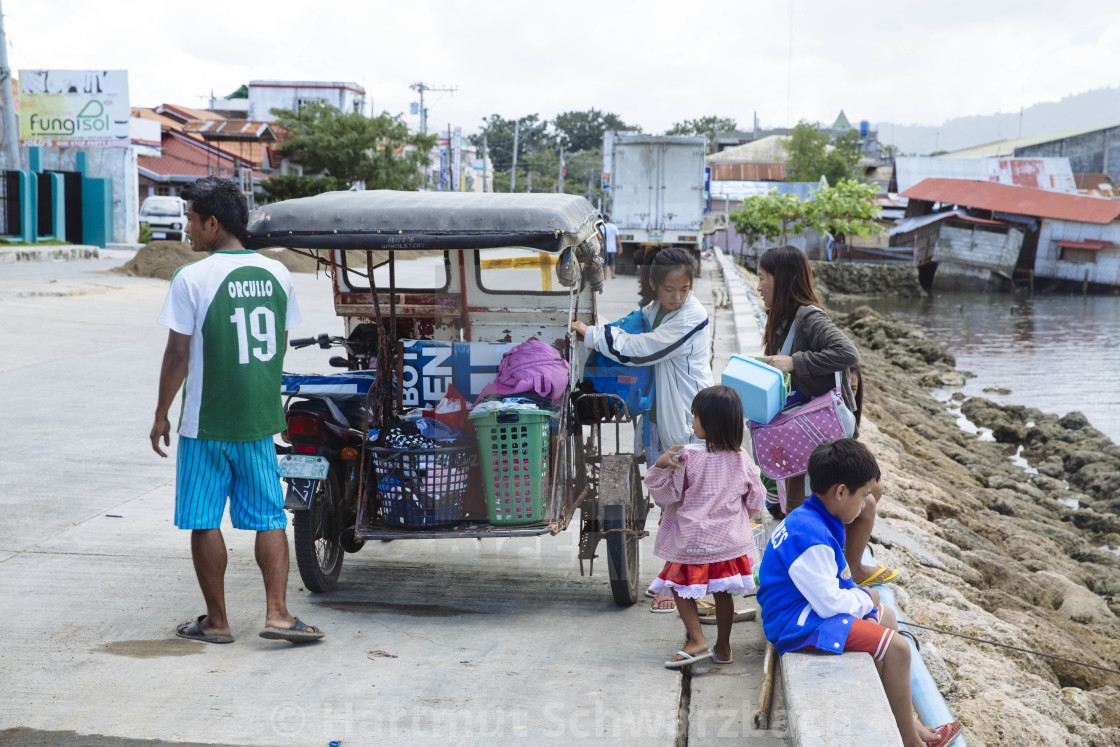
[759,245,825,355]
[691,385,743,452]
[638,246,699,305]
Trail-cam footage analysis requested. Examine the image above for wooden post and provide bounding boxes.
[753,642,778,729]
[1083,267,1090,296]
[1029,268,1034,295]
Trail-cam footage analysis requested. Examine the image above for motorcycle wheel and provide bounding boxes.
[293,470,343,593]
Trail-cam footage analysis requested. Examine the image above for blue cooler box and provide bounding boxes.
[721,355,786,424]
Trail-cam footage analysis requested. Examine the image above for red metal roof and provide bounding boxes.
[138,132,268,181]
[1055,239,1113,250]
[901,178,1120,224]
[710,162,786,181]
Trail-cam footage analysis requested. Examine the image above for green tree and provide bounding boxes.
[729,179,884,253]
[782,120,861,184]
[261,102,435,200]
[666,116,738,152]
[467,113,552,178]
[807,179,884,241]
[729,191,812,248]
[563,148,608,204]
[552,109,636,153]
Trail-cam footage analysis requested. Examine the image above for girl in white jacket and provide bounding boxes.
[570,247,714,612]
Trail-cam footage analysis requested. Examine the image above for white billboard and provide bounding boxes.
[19,69,130,147]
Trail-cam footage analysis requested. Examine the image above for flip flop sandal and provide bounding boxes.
[176,615,234,644]
[696,599,757,625]
[856,565,900,587]
[926,720,963,747]
[259,617,325,642]
[664,648,714,669]
[711,650,734,664]
[649,594,677,613]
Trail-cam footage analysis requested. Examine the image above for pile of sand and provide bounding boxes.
[116,241,324,281]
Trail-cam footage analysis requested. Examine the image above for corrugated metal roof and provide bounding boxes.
[890,210,1006,236]
[182,120,276,142]
[710,162,786,181]
[706,135,788,164]
[941,121,1120,158]
[1055,239,1112,250]
[901,178,1120,224]
[138,132,269,182]
[894,157,1076,193]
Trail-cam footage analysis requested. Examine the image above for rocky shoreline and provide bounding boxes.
[835,304,1120,746]
[736,259,1120,745]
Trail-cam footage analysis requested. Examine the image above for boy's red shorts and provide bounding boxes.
[843,617,896,662]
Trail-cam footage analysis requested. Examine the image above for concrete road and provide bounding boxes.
[0,251,785,746]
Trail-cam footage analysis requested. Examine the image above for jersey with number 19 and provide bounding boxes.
[158,250,302,441]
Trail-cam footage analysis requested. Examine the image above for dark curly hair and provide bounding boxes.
[180,176,249,239]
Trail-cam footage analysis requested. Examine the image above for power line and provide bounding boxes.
[903,620,1120,676]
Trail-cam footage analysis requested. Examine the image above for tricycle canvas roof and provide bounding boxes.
[249,190,650,605]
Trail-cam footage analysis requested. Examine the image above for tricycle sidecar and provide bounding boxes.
[247,190,651,604]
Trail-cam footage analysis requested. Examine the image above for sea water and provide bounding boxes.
[833,292,1120,444]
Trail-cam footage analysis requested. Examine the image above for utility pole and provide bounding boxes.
[0,1,20,169]
[558,145,564,193]
[482,135,489,192]
[510,120,519,192]
[409,81,456,136]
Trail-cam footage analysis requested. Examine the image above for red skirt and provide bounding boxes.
[648,555,754,600]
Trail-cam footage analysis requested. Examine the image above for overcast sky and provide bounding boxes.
[8,0,1120,140]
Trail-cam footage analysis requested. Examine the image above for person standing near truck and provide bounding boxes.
[149,175,324,645]
[601,214,621,280]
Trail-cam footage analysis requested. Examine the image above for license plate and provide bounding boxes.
[278,454,330,479]
[647,233,663,242]
[152,231,167,239]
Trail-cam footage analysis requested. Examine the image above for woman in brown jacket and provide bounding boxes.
[756,245,894,586]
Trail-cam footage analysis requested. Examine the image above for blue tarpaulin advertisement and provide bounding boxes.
[398,340,514,408]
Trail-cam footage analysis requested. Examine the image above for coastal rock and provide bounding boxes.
[746,289,1120,742]
[933,518,1001,553]
[1035,571,1117,624]
[1037,456,1066,478]
[810,261,925,299]
[1070,461,1120,499]
[1061,411,1092,430]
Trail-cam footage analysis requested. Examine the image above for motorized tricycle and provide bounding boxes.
[247,190,651,605]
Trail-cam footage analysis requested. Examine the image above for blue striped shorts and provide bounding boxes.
[175,436,286,531]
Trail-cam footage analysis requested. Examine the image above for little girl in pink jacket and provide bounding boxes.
[645,385,765,668]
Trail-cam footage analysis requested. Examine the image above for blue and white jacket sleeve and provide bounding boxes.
[789,546,875,619]
[583,300,709,367]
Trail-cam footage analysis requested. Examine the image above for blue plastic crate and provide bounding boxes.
[721,355,787,424]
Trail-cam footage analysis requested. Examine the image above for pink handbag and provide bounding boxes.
[749,386,853,480]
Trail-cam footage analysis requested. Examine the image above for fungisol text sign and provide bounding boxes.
[19,69,130,148]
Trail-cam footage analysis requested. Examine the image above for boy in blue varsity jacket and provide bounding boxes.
[756,439,961,747]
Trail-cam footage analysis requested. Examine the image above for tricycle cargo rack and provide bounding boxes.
[249,191,651,605]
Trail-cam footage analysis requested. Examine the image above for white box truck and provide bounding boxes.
[608,135,706,274]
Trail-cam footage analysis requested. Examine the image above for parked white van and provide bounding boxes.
[139,196,187,241]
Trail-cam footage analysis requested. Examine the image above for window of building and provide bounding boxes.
[1059,246,1097,263]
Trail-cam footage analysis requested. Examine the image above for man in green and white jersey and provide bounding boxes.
[150,176,323,644]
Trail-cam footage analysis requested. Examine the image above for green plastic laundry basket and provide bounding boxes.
[468,408,551,524]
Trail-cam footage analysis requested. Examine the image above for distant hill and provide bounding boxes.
[873,87,1120,156]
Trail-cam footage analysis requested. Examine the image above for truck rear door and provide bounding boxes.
[658,141,706,231]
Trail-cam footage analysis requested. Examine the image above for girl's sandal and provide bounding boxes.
[696,599,757,625]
